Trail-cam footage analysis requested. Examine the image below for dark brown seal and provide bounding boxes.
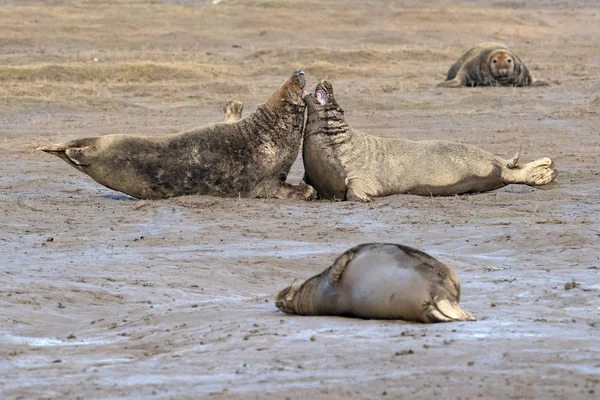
[38,71,315,200]
[223,100,243,123]
[275,243,476,322]
[438,42,548,87]
[303,80,557,202]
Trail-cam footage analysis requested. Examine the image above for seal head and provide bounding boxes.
[489,50,516,81]
[303,80,347,136]
[267,70,307,110]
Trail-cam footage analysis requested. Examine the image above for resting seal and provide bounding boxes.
[437,42,548,87]
[303,80,557,202]
[38,71,315,200]
[223,100,243,123]
[275,243,476,322]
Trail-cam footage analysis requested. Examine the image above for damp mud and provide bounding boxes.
[1,0,599,399]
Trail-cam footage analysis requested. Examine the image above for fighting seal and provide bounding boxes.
[275,243,476,323]
[303,80,557,202]
[38,71,315,200]
[223,100,243,123]
[437,42,548,87]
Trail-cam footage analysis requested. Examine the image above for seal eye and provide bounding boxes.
[508,59,512,63]
[492,59,497,64]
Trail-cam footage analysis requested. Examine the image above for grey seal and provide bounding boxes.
[275,243,476,323]
[303,80,557,202]
[38,71,315,200]
[438,42,549,87]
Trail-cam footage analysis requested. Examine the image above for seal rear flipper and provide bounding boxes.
[38,138,98,167]
[64,147,92,166]
[424,297,476,323]
[37,137,98,153]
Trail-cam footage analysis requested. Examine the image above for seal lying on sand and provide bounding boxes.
[223,100,243,123]
[303,80,557,202]
[38,71,315,200]
[437,42,548,87]
[275,243,476,322]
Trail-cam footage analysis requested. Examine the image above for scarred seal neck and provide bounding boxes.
[304,80,350,138]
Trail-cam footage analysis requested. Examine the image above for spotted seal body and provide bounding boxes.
[275,243,476,323]
[303,80,557,202]
[437,42,548,87]
[39,71,315,200]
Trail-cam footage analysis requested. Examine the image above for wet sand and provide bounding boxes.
[1,0,599,398]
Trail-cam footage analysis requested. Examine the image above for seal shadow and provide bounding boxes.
[100,193,138,201]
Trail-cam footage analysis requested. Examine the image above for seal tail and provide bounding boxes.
[424,298,476,322]
[37,138,97,167]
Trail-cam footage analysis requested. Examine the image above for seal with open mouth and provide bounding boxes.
[275,243,476,323]
[438,42,548,87]
[38,71,315,200]
[303,80,557,202]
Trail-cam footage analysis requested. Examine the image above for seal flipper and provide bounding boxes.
[530,75,550,87]
[64,147,92,166]
[506,148,521,169]
[38,138,98,168]
[327,249,356,285]
[37,137,98,153]
[424,297,476,323]
[437,79,462,88]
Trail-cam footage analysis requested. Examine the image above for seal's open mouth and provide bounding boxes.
[314,83,329,105]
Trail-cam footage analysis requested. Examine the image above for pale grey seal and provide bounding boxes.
[275,243,476,323]
[303,80,557,202]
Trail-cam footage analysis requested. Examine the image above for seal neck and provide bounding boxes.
[251,102,304,128]
[305,105,350,138]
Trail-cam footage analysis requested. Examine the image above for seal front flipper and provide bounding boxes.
[345,184,372,203]
[272,182,316,201]
[437,79,463,88]
[506,149,521,169]
[531,79,550,87]
[437,72,466,88]
[424,297,476,323]
[223,100,243,123]
[327,248,357,285]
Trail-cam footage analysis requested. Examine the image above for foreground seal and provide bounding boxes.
[38,71,315,200]
[303,80,557,202]
[275,243,476,322]
[223,100,243,123]
[437,42,548,87]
